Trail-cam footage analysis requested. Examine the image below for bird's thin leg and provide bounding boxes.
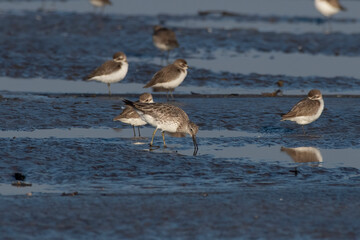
[327,17,332,34]
[302,125,306,135]
[41,0,45,10]
[132,126,136,137]
[107,83,111,96]
[166,91,170,101]
[160,51,164,65]
[170,90,174,100]
[162,132,167,148]
[138,127,141,137]
[150,128,158,146]
[166,51,170,64]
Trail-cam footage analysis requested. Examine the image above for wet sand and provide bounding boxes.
[1,0,360,239]
[1,188,360,239]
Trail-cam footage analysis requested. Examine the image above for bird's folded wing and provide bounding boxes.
[87,61,122,79]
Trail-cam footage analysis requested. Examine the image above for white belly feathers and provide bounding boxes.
[91,62,128,84]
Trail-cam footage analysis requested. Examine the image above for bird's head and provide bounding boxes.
[308,89,322,100]
[113,52,127,63]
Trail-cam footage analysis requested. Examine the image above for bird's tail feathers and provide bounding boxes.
[122,99,135,107]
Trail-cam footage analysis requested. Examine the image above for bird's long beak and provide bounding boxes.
[192,135,198,156]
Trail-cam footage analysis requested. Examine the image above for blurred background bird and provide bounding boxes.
[152,25,179,63]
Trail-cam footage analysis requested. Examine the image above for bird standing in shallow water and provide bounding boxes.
[113,93,154,137]
[144,59,188,100]
[314,0,346,32]
[123,99,199,156]
[152,25,179,62]
[86,52,128,96]
[281,89,324,134]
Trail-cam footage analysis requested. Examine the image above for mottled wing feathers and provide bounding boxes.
[123,100,189,123]
[113,106,139,121]
[326,0,346,10]
[144,65,181,88]
[282,99,321,119]
[87,61,122,79]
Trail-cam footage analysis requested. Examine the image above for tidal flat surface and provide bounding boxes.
[1,0,360,239]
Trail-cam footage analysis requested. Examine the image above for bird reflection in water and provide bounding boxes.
[281,147,323,169]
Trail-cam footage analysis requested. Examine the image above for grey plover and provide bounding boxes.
[152,25,179,61]
[123,99,199,155]
[144,59,188,100]
[86,52,128,96]
[281,89,324,134]
[113,93,154,137]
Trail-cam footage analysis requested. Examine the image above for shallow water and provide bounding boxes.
[1,0,360,239]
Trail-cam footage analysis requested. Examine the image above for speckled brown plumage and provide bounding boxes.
[113,105,140,121]
[123,99,199,155]
[128,102,190,131]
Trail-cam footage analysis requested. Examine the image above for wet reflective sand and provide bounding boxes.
[1,0,360,239]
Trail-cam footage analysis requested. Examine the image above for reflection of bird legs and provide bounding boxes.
[302,126,306,135]
[138,127,141,137]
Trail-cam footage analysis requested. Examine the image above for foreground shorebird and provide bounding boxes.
[281,89,324,134]
[113,93,154,137]
[86,52,128,96]
[123,99,199,155]
[152,25,179,61]
[144,59,188,100]
[89,0,112,12]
